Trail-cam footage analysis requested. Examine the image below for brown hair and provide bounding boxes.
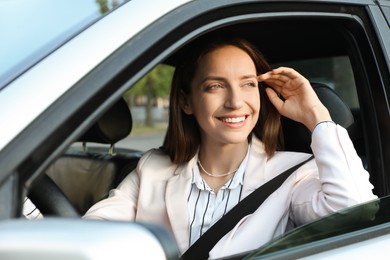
[162,37,283,164]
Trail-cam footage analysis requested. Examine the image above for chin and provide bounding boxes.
[221,135,250,145]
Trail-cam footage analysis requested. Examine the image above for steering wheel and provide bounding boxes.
[28,174,80,217]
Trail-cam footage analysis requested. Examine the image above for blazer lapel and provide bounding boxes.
[241,137,268,198]
[165,157,195,253]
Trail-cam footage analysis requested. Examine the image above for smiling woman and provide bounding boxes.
[83,36,376,259]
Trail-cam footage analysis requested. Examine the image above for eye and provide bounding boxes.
[242,81,257,88]
[206,83,224,90]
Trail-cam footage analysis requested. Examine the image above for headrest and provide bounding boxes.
[79,98,132,144]
[282,82,354,153]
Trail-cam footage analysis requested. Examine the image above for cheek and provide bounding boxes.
[185,92,206,115]
[193,101,224,132]
[196,99,217,119]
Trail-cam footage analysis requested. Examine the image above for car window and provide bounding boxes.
[272,56,359,108]
[0,0,129,89]
[120,64,174,152]
[69,64,173,153]
[246,196,389,258]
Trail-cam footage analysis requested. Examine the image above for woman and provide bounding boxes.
[84,37,376,258]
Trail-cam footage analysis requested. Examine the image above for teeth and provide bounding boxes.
[221,116,246,123]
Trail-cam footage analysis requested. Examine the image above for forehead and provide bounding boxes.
[196,45,256,75]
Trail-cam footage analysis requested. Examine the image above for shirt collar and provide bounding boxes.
[192,145,251,191]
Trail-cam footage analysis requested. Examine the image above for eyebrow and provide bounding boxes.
[201,74,257,83]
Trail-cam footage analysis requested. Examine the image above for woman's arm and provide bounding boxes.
[83,170,140,221]
[290,122,377,225]
[259,67,376,224]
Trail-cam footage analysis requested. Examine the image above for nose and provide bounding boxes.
[224,86,243,109]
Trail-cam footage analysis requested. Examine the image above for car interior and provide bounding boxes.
[29,97,141,215]
[27,19,370,217]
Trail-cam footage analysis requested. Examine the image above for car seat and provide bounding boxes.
[282,82,357,153]
[46,98,142,214]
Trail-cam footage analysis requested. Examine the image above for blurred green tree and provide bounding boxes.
[124,65,174,127]
[96,0,121,14]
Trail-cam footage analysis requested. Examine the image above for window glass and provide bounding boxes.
[0,0,129,89]
[249,196,387,258]
[272,56,359,108]
[380,5,390,24]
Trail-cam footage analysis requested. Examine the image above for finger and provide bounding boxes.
[265,87,284,112]
[257,72,273,82]
[262,78,285,89]
[258,72,290,82]
[265,73,292,83]
[259,72,298,91]
[271,67,302,79]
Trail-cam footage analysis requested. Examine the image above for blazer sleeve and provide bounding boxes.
[83,162,141,221]
[83,151,152,221]
[290,122,377,225]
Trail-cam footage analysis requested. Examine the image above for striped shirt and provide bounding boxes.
[187,146,250,246]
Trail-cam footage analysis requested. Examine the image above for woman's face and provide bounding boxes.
[183,45,260,146]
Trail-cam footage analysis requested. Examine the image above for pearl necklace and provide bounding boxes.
[197,159,238,178]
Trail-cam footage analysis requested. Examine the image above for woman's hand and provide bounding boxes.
[258,67,331,132]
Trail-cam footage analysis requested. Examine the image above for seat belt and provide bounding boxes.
[181,155,314,260]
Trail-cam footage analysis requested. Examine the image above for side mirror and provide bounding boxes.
[0,218,179,260]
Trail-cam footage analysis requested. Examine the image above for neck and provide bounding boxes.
[198,141,248,174]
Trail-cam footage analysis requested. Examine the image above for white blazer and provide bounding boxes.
[84,124,376,258]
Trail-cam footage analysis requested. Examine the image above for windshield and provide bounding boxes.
[0,0,128,90]
[245,196,390,258]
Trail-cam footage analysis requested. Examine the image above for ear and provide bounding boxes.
[180,90,193,115]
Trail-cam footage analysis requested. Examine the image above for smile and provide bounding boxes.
[218,115,247,123]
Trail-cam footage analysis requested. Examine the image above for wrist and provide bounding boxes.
[305,106,332,132]
[313,120,335,131]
